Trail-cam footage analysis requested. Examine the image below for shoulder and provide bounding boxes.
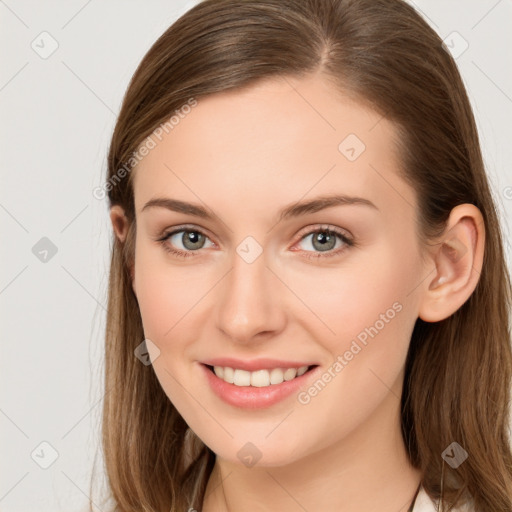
[414,486,475,512]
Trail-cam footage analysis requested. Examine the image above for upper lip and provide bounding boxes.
[201,357,316,372]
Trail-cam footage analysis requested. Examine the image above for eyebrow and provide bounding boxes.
[141,194,378,221]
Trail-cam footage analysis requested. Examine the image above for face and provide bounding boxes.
[129,74,428,467]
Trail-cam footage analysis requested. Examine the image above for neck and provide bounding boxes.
[201,390,422,512]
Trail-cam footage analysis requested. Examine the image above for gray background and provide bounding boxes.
[1,1,511,511]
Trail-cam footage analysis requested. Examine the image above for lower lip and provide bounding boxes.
[200,363,319,409]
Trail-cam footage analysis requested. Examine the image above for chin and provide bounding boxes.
[206,437,308,469]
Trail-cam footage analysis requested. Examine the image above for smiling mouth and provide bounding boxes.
[204,364,318,387]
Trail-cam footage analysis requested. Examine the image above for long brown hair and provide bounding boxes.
[96,0,512,510]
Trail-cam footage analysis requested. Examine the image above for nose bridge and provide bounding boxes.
[215,242,285,342]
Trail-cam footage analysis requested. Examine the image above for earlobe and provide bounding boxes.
[418,204,485,323]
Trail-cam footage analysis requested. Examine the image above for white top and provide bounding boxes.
[413,486,473,511]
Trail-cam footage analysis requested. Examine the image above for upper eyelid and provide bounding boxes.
[295,224,352,240]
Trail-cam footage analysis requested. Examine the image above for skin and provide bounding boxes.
[110,73,485,512]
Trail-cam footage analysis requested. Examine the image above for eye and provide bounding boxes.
[157,227,215,258]
[294,225,354,259]
[156,224,354,260]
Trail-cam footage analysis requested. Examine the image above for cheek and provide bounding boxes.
[279,267,417,462]
[134,242,208,339]
[287,241,420,352]
[133,248,208,417]
[288,242,420,412]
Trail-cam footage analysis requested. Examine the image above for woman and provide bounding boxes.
[99,0,512,510]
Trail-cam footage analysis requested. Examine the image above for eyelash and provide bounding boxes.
[156,224,355,260]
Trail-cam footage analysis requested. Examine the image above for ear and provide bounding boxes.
[418,203,485,322]
[110,205,136,294]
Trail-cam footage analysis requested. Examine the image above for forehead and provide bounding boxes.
[132,74,415,223]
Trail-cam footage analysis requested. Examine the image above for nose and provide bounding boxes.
[215,246,287,344]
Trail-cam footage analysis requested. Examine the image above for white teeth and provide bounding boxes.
[214,366,224,379]
[283,368,297,381]
[251,369,270,387]
[212,365,310,387]
[233,369,251,386]
[270,367,284,385]
[297,366,308,376]
[223,366,234,384]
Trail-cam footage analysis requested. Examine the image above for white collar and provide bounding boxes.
[412,486,438,511]
[413,486,473,511]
